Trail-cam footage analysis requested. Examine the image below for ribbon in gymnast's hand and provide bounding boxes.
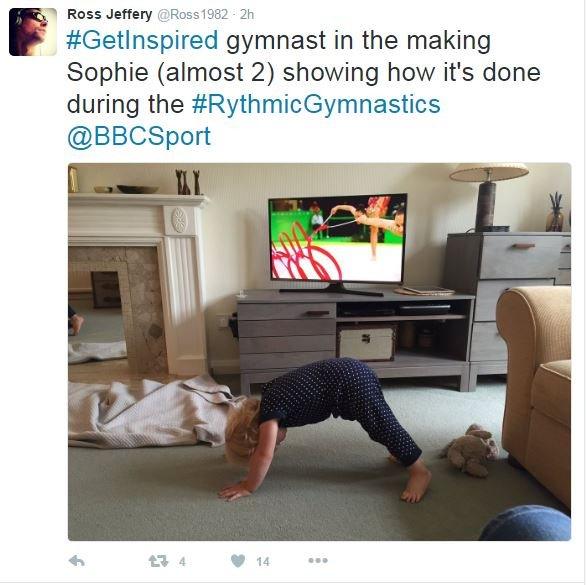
[312,212,357,236]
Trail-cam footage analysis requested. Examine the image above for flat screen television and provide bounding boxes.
[269,194,407,295]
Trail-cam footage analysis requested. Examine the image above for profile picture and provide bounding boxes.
[8,7,56,56]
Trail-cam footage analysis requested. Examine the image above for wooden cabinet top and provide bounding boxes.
[237,289,475,303]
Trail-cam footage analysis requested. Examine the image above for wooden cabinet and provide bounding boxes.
[443,232,570,390]
[237,290,475,395]
[557,237,571,285]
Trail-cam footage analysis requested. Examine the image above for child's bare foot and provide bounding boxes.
[401,459,432,504]
[70,314,84,335]
[388,454,399,464]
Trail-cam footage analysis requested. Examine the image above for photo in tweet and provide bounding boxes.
[67,162,571,542]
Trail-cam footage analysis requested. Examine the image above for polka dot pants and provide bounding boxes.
[335,362,422,467]
[261,358,423,467]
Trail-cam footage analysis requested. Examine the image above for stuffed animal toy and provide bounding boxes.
[440,424,499,478]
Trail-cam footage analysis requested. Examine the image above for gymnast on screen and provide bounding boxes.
[331,197,404,260]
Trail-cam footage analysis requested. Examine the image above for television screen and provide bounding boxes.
[269,194,407,284]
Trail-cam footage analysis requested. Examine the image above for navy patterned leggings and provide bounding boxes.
[338,365,422,467]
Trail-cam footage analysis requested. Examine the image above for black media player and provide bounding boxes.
[396,304,451,316]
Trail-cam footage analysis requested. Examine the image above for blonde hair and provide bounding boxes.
[224,398,261,465]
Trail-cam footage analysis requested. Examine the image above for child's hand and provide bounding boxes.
[218,481,252,502]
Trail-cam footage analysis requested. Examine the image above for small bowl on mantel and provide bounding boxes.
[117,185,159,194]
[93,186,113,193]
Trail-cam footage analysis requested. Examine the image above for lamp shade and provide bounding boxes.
[450,163,529,182]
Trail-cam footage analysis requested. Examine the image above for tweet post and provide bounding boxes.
[2,1,584,583]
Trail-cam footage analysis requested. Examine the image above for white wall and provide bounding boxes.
[74,163,571,370]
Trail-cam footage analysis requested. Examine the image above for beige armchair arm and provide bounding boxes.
[496,286,571,462]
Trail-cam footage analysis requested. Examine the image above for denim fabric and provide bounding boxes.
[480,505,571,541]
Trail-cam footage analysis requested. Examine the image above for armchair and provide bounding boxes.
[496,286,571,508]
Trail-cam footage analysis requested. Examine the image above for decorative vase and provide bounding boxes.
[546,210,564,232]
[546,191,564,232]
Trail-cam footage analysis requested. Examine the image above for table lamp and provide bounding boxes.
[450,163,529,232]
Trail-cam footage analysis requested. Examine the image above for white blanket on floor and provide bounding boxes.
[68,375,243,449]
[68,340,127,364]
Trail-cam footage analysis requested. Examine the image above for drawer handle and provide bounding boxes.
[305,310,330,317]
[512,243,536,250]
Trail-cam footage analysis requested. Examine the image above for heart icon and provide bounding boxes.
[231,554,245,568]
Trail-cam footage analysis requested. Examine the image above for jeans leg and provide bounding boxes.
[479,505,571,541]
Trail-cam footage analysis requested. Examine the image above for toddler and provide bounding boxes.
[219,358,431,503]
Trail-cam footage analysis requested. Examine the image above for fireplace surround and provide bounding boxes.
[68,192,209,375]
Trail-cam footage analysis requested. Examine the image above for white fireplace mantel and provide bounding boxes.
[69,192,208,207]
[69,192,210,375]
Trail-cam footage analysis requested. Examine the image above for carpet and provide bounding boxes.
[68,377,566,541]
[67,297,125,344]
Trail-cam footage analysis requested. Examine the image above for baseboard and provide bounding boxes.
[210,359,240,375]
[168,355,208,376]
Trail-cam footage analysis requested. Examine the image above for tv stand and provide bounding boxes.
[279,282,384,297]
[236,289,476,395]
